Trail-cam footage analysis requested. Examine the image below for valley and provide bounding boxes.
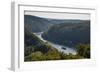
[33,32,77,55]
[24,15,90,61]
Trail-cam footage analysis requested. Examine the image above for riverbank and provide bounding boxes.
[33,32,77,55]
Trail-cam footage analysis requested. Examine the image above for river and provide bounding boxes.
[33,32,77,55]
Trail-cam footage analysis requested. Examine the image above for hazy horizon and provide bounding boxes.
[25,11,90,20]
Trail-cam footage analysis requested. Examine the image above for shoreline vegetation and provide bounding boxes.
[24,15,90,62]
[24,29,90,62]
[33,32,77,55]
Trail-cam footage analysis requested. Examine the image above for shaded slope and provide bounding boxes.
[42,20,90,47]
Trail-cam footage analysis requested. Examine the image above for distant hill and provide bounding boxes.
[24,15,90,61]
[24,15,90,48]
[42,20,90,47]
[24,15,87,33]
[24,15,53,32]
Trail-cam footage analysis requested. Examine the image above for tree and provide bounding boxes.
[76,44,90,58]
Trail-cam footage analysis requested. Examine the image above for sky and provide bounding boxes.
[24,11,90,20]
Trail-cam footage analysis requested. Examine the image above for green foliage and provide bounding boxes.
[24,44,61,61]
[24,44,85,61]
[31,51,46,61]
[60,52,84,59]
[24,15,90,61]
[24,42,89,61]
[24,46,35,56]
[76,44,90,58]
[45,48,61,60]
[24,28,90,61]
